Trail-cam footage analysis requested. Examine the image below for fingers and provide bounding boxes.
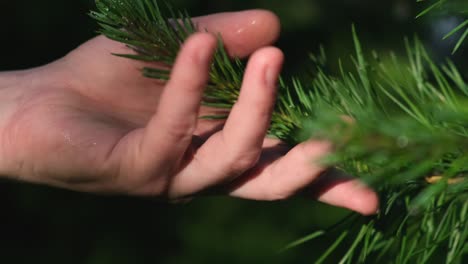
[227,141,379,215]
[193,10,281,58]
[303,168,379,215]
[228,140,331,200]
[221,47,283,163]
[169,47,284,197]
[136,33,217,170]
[315,178,380,216]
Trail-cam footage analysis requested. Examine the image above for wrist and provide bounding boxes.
[0,61,76,184]
[0,69,46,181]
[0,71,27,179]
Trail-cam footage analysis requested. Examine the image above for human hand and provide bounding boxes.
[0,10,378,215]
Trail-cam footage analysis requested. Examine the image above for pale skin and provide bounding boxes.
[0,10,378,215]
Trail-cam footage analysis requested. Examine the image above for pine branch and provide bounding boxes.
[91,1,467,263]
[282,35,468,263]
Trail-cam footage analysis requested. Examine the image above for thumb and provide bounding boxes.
[193,10,281,58]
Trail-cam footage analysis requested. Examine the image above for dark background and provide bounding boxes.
[0,0,466,263]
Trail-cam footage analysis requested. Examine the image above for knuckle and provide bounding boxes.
[161,118,195,140]
[304,141,332,156]
[226,152,261,175]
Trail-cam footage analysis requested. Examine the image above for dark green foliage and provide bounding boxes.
[416,0,468,53]
[91,0,467,263]
[282,34,468,263]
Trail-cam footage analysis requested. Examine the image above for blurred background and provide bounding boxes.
[0,0,466,263]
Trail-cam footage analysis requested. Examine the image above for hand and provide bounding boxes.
[0,10,378,215]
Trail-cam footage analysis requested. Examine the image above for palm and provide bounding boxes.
[2,66,138,190]
[3,36,229,192]
[66,36,224,137]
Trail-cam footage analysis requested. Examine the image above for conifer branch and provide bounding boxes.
[91,1,467,262]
